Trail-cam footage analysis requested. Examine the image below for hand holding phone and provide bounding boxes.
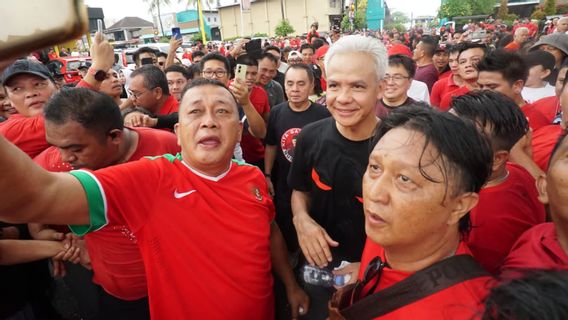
[171,27,182,40]
[235,64,248,81]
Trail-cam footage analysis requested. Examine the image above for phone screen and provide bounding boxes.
[172,27,182,40]
[141,57,154,65]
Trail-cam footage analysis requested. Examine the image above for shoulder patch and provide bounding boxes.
[144,153,180,163]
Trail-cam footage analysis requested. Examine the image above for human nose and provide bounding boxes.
[364,171,390,204]
[59,149,77,164]
[335,87,352,104]
[200,109,218,128]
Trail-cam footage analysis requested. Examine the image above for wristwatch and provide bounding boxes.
[88,68,107,81]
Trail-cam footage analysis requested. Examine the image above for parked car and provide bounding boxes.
[46,56,92,83]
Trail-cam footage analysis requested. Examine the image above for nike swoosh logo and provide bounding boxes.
[174,189,197,199]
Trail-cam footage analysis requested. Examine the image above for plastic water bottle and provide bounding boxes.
[301,265,348,287]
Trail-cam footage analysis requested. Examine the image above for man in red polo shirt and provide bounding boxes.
[346,106,494,319]
[504,27,529,52]
[126,65,178,116]
[32,88,180,319]
[450,91,546,274]
[502,132,568,272]
[430,44,464,107]
[0,60,57,157]
[439,42,487,111]
[0,78,308,320]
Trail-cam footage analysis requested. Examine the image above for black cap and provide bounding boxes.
[524,50,556,72]
[1,60,54,86]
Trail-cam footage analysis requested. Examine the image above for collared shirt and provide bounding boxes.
[263,80,285,108]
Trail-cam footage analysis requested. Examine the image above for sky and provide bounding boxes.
[84,0,442,26]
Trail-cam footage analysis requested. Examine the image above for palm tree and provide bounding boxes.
[280,0,286,20]
[144,0,171,36]
[498,0,508,19]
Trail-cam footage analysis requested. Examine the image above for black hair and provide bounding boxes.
[451,91,529,152]
[44,88,123,141]
[156,52,168,59]
[199,53,230,74]
[371,105,493,236]
[133,47,157,64]
[263,46,281,55]
[458,42,488,57]
[284,64,315,84]
[548,131,568,169]
[130,65,170,95]
[476,50,528,84]
[188,64,201,80]
[312,38,328,50]
[419,36,437,58]
[164,65,190,80]
[448,43,464,55]
[482,270,568,320]
[258,52,279,65]
[236,54,259,67]
[388,54,416,78]
[300,43,314,54]
[192,51,205,59]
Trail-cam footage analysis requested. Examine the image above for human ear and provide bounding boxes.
[447,192,479,226]
[536,174,549,205]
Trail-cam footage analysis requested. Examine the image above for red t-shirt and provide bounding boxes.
[34,127,180,300]
[466,163,546,274]
[0,114,49,158]
[358,239,494,319]
[241,85,270,163]
[157,95,179,115]
[521,103,551,131]
[430,76,460,108]
[504,41,520,52]
[502,223,568,272]
[530,96,560,124]
[531,125,565,172]
[439,70,452,79]
[439,86,470,111]
[69,155,275,319]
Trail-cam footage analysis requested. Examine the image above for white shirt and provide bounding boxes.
[522,83,556,104]
[408,80,431,104]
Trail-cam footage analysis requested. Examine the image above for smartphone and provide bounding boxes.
[141,57,154,65]
[235,64,248,81]
[172,27,182,40]
[97,19,104,33]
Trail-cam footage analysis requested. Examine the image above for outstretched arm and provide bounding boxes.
[0,135,89,225]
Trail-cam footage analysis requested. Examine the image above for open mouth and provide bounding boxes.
[198,136,221,148]
[366,211,386,225]
[28,101,45,110]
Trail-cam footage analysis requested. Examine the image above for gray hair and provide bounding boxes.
[514,27,529,36]
[324,35,387,81]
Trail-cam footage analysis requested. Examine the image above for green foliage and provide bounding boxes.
[531,9,546,20]
[159,37,170,43]
[471,0,496,15]
[558,2,568,14]
[497,0,509,20]
[543,0,557,15]
[191,33,203,42]
[439,0,472,19]
[253,33,269,37]
[275,19,295,37]
[341,10,367,30]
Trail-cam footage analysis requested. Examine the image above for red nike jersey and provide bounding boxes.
[69,155,275,319]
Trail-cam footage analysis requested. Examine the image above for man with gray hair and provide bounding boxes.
[505,27,529,52]
[288,35,386,319]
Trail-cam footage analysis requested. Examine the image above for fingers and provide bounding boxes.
[324,232,339,247]
[94,31,103,43]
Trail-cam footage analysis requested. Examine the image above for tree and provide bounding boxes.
[144,0,171,36]
[383,11,408,32]
[439,0,472,19]
[471,0,496,15]
[341,10,367,30]
[497,0,508,19]
[543,0,557,15]
[275,19,295,37]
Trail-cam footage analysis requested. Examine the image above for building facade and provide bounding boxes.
[217,0,343,39]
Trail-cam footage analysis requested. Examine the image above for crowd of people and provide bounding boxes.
[1,14,568,320]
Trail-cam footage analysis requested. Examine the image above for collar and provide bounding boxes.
[180,158,232,182]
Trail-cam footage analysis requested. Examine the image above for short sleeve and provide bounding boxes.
[287,124,314,192]
[68,158,162,235]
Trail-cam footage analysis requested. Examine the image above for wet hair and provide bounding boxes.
[300,43,314,54]
[371,105,493,236]
[388,54,416,78]
[482,270,568,320]
[44,88,123,141]
[450,91,529,152]
[199,52,230,73]
[133,47,157,64]
[476,50,528,84]
[284,64,315,84]
[325,35,387,81]
[164,65,190,79]
[258,51,279,65]
[130,65,170,95]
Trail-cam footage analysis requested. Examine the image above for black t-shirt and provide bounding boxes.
[287,117,372,263]
[265,102,330,249]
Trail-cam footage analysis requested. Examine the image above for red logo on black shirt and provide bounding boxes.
[281,128,302,163]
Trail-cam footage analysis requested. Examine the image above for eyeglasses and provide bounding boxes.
[127,90,149,99]
[350,256,386,303]
[384,75,410,83]
[202,70,227,78]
